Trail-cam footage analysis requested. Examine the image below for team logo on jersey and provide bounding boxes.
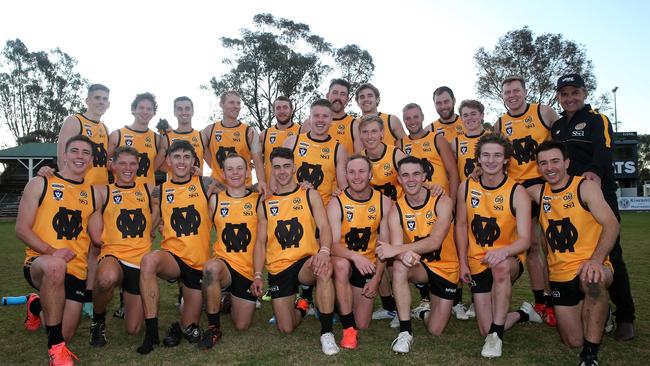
[404,144,412,156]
[505,122,513,136]
[268,200,280,216]
[222,223,252,252]
[233,131,240,139]
[471,214,500,247]
[407,220,416,231]
[244,202,253,211]
[293,197,301,205]
[298,147,307,156]
[125,139,133,146]
[215,131,223,142]
[524,115,534,124]
[275,217,303,249]
[137,153,150,176]
[297,162,324,188]
[192,136,198,143]
[116,208,146,238]
[471,196,480,208]
[53,189,64,201]
[346,211,354,222]
[93,142,108,167]
[145,136,152,143]
[188,185,197,193]
[269,133,277,145]
[545,218,578,253]
[52,207,83,240]
[84,125,93,137]
[322,147,330,154]
[383,163,391,171]
[512,136,538,165]
[220,207,229,217]
[345,227,371,251]
[460,143,468,155]
[543,202,551,213]
[574,122,586,130]
[170,204,201,237]
[166,193,174,203]
[135,190,143,197]
[113,194,123,204]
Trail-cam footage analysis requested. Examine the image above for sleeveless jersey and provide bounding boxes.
[362,143,403,201]
[401,132,449,193]
[539,176,611,282]
[263,187,319,275]
[76,114,109,185]
[213,190,259,280]
[377,112,399,144]
[207,121,253,186]
[293,132,340,206]
[166,129,205,171]
[336,189,383,262]
[262,122,302,183]
[328,114,355,154]
[396,190,459,283]
[118,126,158,186]
[100,182,152,267]
[497,103,550,182]
[431,115,464,143]
[25,174,95,280]
[456,130,486,181]
[464,176,524,274]
[160,175,212,270]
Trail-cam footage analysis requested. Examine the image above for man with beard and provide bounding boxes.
[427,86,464,144]
[353,83,406,150]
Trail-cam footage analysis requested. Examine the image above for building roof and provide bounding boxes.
[0,143,56,159]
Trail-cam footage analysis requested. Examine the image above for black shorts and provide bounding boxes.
[98,255,141,295]
[169,252,203,290]
[470,260,524,294]
[222,260,256,302]
[23,256,90,303]
[350,262,374,289]
[422,266,457,300]
[268,256,310,299]
[550,277,584,306]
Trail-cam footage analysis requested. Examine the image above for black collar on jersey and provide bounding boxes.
[550,175,575,194]
[344,187,373,203]
[408,130,431,141]
[224,188,254,199]
[405,188,431,210]
[437,115,461,125]
[506,103,531,118]
[479,174,508,190]
[54,171,84,185]
[307,131,332,143]
[274,184,300,197]
[170,176,193,185]
[560,103,592,121]
[124,125,150,134]
[172,129,196,135]
[77,113,101,124]
[333,114,351,121]
[115,182,136,189]
[366,143,388,162]
[465,129,486,139]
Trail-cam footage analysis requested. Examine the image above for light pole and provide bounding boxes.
[612,86,619,132]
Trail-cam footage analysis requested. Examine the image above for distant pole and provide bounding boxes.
[612,86,619,132]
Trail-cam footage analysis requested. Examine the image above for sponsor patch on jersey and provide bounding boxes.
[563,192,573,201]
[425,210,433,219]
[494,195,504,205]
[368,205,376,214]
[574,122,586,130]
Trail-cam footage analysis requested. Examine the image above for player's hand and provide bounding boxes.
[206,181,225,197]
[352,254,375,276]
[470,166,483,182]
[330,187,344,198]
[257,181,270,199]
[299,181,314,191]
[36,166,56,178]
[423,183,445,197]
[191,166,203,177]
[91,240,104,248]
[400,250,420,268]
[361,278,379,299]
[375,240,400,260]
[583,172,602,186]
[251,277,264,298]
[311,251,331,278]
[460,263,472,284]
[578,259,606,284]
[52,248,76,262]
[481,248,509,267]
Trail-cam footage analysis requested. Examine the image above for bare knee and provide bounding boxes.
[562,334,583,348]
[332,259,351,281]
[233,319,251,331]
[491,262,510,283]
[391,261,408,281]
[276,323,295,335]
[96,271,118,291]
[139,254,158,274]
[427,324,444,337]
[44,257,67,283]
[126,322,142,335]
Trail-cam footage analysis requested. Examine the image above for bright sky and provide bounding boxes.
[1,0,649,148]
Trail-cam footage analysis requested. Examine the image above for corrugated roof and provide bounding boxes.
[0,143,57,158]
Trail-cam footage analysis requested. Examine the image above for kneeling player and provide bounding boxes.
[455,133,540,358]
[529,141,618,366]
[199,154,259,349]
[328,155,392,349]
[376,156,457,353]
[88,146,156,347]
[250,147,339,355]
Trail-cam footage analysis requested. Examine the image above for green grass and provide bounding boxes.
[1,213,649,365]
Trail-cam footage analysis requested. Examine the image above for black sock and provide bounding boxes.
[28,297,42,316]
[119,289,124,307]
[516,310,529,323]
[145,317,159,341]
[415,283,430,301]
[488,323,505,340]
[207,312,221,328]
[46,323,64,348]
[319,312,334,335]
[380,295,396,312]
[300,285,314,302]
[399,320,412,335]
[93,312,106,325]
[533,289,545,305]
[581,340,600,359]
[454,287,463,305]
[544,294,553,307]
[340,312,356,330]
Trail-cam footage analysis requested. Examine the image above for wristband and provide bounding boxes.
[319,247,331,255]
[254,271,263,279]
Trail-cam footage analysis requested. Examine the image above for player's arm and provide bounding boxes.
[372,196,392,279]
[106,130,120,169]
[153,133,167,171]
[249,128,268,195]
[352,119,364,153]
[301,117,312,134]
[335,143,349,191]
[251,199,268,297]
[455,181,471,283]
[493,118,502,134]
[156,135,170,173]
[539,104,560,129]
[327,197,375,275]
[200,124,214,168]
[56,115,82,170]
[309,189,333,276]
[436,133,460,200]
[149,184,162,232]
[88,185,107,247]
[525,183,543,204]
[389,114,406,142]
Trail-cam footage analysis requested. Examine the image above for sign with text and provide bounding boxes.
[618,196,650,211]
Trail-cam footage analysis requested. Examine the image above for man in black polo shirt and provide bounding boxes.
[551,73,635,341]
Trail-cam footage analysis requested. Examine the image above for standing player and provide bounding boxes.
[88,146,156,347]
[455,133,540,358]
[326,79,356,154]
[353,83,406,149]
[250,147,339,355]
[328,154,392,349]
[375,156,457,353]
[495,77,560,325]
[283,99,348,206]
[199,154,259,350]
[136,140,214,355]
[107,92,167,186]
[161,96,209,173]
[529,141,619,366]
[552,73,635,341]
[427,86,464,144]
[16,135,97,365]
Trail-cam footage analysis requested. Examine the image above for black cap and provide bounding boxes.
[556,73,585,91]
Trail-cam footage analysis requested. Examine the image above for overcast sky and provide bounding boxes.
[1,0,648,147]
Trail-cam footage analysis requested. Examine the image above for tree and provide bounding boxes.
[209,13,374,130]
[638,134,650,185]
[0,39,87,144]
[474,27,595,108]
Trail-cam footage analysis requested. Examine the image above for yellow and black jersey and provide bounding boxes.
[100,182,152,267]
[75,114,109,185]
[455,130,486,181]
[25,173,95,280]
[497,103,550,182]
[362,143,402,201]
[377,112,399,144]
[464,175,525,275]
[213,190,259,280]
[160,175,211,270]
[396,190,459,283]
[207,121,253,186]
[166,129,205,171]
[263,187,319,275]
[328,114,355,154]
[262,122,302,183]
[335,188,383,262]
[401,132,449,193]
[431,115,464,143]
[539,176,611,282]
[117,126,158,186]
[293,132,340,206]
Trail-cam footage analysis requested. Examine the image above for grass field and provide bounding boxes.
[0,213,648,365]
